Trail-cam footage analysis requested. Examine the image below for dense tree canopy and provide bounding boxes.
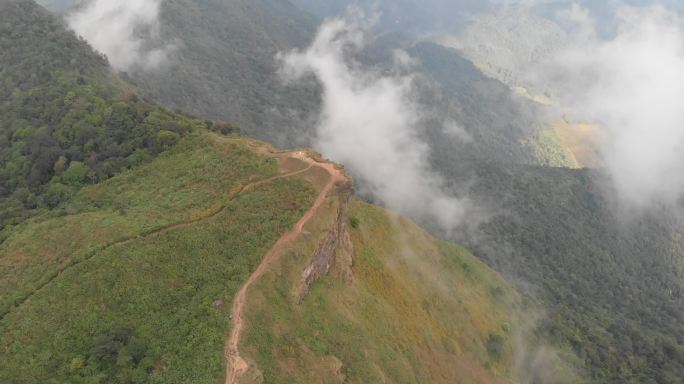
[0,0,212,232]
[444,161,684,383]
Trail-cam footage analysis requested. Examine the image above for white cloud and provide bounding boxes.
[67,0,175,71]
[279,16,468,232]
[536,4,684,210]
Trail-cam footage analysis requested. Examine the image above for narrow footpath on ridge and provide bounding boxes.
[225,150,348,384]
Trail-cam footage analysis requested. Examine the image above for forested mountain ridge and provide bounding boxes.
[123,0,321,147]
[442,161,684,383]
[52,0,551,160]
[0,0,218,233]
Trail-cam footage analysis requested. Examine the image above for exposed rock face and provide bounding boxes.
[296,179,354,302]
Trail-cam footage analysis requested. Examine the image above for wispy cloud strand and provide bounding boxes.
[67,0,175,71]
[279,16,468,232]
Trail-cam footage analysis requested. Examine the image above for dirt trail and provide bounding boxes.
[225,151,347,384]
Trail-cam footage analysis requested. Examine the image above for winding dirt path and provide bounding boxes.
[225,151,347,384]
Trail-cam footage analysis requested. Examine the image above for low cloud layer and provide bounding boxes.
[279,16,467,232]
[67,0,174,71]
[535,4,684,210]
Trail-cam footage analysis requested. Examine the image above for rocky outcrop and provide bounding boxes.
[296,178,354,303]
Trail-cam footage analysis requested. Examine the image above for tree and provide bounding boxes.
[62,161,90,185]
[42,183,72,208]
[156,130,180,150]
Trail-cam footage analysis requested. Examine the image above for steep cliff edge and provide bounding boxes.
[296,172,354,302]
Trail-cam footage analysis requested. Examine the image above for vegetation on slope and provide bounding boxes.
[0,0,214,232]
[121,0,320,147]
[549,120,604,168]
[440,9,566,92]
[443,162,684,383]
[0,133,317,383]
[526,127,579,169]
[411,42,544,166]
[239,200,581,383]
[289,0,485,33]
[13,2,682,383]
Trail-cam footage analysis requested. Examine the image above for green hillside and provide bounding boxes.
[0,132,579,383]
[0,0,212,232]
[0,5,570,383]
[0,130,580,383]
[240,200,581,383]
[35,0,77,13]
[0,133,317,383]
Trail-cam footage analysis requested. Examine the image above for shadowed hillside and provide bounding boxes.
[122,0,321,147]
[441,161,684,383]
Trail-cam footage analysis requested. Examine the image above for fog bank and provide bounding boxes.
[534,4,684,210]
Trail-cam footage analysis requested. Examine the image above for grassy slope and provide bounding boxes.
[0,131,577,384]
[527,127,580,169]
[550,121,605,168]
[0,133,316,383]
[241,199,580,384]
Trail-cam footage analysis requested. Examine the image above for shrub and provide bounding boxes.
[486,333,505,361]
[42,183,72,208]
[62,161,90,185]
[156,130,181,150]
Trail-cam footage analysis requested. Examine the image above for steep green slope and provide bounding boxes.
[0,133,317,383]
[440,9,567,92]
[0,0,209,232]
[238,199,580,383]
[409,42,543,165]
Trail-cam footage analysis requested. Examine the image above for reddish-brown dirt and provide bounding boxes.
[225,151,347,384]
